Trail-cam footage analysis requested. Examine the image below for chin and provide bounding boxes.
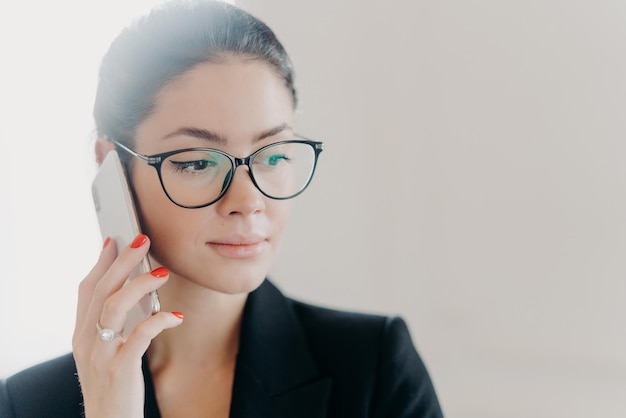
[183,263,269,295]
[212,273,267,295]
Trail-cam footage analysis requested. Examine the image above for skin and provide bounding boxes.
[77,58,296,417]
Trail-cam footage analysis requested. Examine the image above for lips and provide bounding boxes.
[207,234,267,258]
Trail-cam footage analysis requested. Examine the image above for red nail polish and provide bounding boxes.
[102,237,111,249]
[172,312,184,319]
[130,234,147,248]
[150,267,168,278]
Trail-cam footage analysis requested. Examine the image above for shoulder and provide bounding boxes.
[243,280,444,416]
[287,298,417,371]
[288,298,394,353]
[0,353,84,418]
[286,298,444,417]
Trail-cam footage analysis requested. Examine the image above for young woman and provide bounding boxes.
[0,1,443,417]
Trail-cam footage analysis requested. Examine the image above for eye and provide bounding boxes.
[170,159,217,173]
[263,153,291,167]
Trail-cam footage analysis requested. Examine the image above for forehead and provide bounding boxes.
[134,59,295,150]
[156,59,292,116]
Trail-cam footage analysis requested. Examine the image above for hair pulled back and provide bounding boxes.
[93,0,296,146]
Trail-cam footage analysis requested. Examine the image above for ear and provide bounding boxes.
[95,137,116,165]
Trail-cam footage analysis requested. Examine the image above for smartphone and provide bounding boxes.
[91,149,160,335]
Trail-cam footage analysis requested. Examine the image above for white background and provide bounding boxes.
[2,1,626,417]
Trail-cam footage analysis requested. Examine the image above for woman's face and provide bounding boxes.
[130,59,295,295]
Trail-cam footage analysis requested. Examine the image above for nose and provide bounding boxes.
[215,166,265,216]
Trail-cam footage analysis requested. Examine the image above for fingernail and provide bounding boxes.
[172,311,184,320]
[102,237,111,249]
[150,267,169,278]
[130,234,148,248]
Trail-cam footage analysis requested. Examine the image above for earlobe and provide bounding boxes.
[95,137,116,165]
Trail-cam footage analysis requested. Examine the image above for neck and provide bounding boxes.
[147,274,248,373]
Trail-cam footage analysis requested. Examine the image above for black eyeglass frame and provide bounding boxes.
[112,137,324,209]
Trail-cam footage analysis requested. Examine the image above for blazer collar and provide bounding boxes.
[229,279,332,418]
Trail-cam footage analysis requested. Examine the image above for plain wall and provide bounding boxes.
[237,1,626,417]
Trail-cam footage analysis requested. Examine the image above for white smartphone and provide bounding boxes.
[91,149,160,335]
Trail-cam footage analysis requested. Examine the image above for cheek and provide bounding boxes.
[269,200,293,239]
[131,166,182,242]
[134,186,208,269]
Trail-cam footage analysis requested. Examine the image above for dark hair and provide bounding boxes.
[93,0,296,147]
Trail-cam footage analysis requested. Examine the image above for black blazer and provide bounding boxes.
[0,280,443,417]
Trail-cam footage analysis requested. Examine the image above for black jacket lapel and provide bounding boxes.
[229,280,332,418]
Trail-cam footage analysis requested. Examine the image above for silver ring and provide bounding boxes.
[96,321,124,342]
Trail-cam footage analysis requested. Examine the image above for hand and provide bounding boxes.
[72,234,183,418]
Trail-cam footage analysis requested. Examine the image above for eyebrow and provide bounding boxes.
[163,127,226,145]
[163,123,292,145]
[257,123,292,141]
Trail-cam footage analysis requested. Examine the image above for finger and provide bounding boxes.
[83,234,151,342]
[119,312,184,364]
[98,266,170,341]
[93,234,151,303]
[74,237,118,342]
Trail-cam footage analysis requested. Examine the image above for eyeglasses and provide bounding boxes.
[113,138,323,209]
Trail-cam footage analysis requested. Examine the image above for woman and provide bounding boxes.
[0,1,443,417]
